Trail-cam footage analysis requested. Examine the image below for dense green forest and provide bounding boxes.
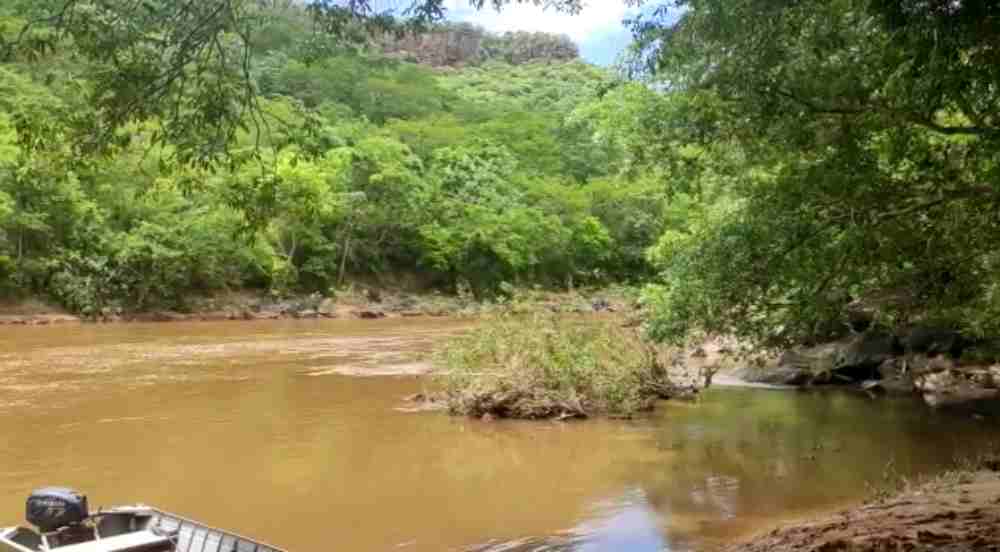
[0,2,665,315]
[1,0,999,350]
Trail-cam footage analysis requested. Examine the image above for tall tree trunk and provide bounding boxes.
[338,231,352,286]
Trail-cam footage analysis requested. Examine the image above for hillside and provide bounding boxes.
[0,2,661,316]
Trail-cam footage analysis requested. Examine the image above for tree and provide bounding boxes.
[627,0,1000,345]
[0,0,590,166]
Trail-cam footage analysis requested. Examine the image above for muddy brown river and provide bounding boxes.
[1,319,999,551]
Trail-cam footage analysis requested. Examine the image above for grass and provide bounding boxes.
[433,312,683,420]
[864,445,1000,504]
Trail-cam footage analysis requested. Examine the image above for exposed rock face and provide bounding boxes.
[749,364,814,386]
[744,333,898,386]
[379,25,579,67]
[381,26,485,67]
[732,326,1000,410]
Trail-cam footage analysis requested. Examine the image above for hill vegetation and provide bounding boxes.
[0,1,662,316]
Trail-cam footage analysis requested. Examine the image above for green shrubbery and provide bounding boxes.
[435,313,679,419]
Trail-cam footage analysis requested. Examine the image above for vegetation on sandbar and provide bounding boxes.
[435,313,681,419]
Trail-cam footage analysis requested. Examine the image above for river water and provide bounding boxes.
[1,319,998,551]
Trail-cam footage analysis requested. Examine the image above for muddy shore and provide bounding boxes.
[728,467,1000,552]
[0,289,629,326]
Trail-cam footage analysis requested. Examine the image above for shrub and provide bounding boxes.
[434,313,681,419]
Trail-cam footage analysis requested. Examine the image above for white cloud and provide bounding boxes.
[445,1,638,43]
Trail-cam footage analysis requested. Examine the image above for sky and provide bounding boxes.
[443,1,643,66]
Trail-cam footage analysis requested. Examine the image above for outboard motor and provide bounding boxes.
[26,488,89,532]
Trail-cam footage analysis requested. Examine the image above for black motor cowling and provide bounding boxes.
[26,488,89,532]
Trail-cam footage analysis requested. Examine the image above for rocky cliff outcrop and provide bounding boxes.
[379,24,579,67]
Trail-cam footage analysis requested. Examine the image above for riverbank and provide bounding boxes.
[725,329,1000,413]
[728,464,1000,552]
[0,287,633,326]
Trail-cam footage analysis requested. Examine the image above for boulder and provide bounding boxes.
[317,298,339,317]
[844,332,897,367]
[745,332,900,387]
[778,342,840,374]
[748,365,814,386]
[861,376,915,396]
[916,368,1000,408]
[907,354,956,377]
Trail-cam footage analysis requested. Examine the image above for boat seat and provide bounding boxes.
[49,531,171,552]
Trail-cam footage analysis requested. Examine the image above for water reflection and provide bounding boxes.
[473,388,1000,552]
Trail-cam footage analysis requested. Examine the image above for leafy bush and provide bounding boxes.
[434,313,679,419]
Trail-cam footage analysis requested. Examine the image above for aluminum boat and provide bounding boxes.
[1,488,285,552]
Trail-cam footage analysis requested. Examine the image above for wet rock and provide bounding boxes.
[760,342,840,385]
[353,310,386,319]
[744,332,903,387]
[132,311,189,322]
[908,354,956,377]
[915,369,1000,408]
[199,311,234,321]
[748,364,814,386]
[838,332,897,374]
[294,309,320,319]
[252,311,282,320]
[861,377,914,396]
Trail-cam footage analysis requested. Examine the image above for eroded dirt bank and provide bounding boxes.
[728,468,1000,552]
